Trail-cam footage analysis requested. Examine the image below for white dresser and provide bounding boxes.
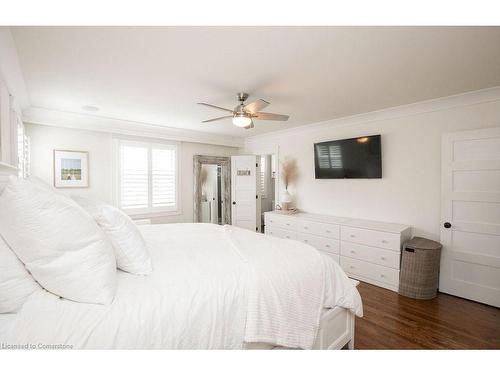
[264,211,411,292]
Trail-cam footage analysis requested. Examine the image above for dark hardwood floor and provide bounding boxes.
[354,282,500,349]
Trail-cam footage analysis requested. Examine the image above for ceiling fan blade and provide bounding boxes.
[243,99,269,114]
[197,103,234,113]
[254,112,289,121]
[244,120,255,130]
[202,115,233,123]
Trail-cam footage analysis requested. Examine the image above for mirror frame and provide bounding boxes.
[193,155,231,224]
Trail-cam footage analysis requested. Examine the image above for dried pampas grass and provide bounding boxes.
[281,158,298,190]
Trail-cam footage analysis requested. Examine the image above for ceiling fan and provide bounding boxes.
[198,93,289,129]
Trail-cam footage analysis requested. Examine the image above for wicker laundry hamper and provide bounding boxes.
[399,237,442,299]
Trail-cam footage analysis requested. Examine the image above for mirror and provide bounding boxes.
[193,155,231,224]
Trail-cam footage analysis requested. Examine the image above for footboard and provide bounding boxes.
[312,307,355,350]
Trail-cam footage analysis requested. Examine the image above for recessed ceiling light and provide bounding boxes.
[82,105,100,112]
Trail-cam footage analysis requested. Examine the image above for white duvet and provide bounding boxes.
[0,224,362,349]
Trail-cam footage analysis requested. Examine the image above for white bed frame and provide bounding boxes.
[244,306,355,350]
[246,306,356,350]
[248,280,359,350]
[301,279,359,350]
[313,306,355,349]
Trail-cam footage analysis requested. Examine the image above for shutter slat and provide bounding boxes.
[119,142,177,212]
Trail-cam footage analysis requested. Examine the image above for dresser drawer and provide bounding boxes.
[297,233,340,254]
[340,256,399,287]
[340,241,400,269]
[296,220,340,239]
[265,226,297,240]
[321,251,340,265]
[341,226,401,251]
[265,215,297,230]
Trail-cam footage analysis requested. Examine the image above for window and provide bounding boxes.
[17,118,30,178]
[115,139,179,216]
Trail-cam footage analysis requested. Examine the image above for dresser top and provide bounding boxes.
[265,211,410,234]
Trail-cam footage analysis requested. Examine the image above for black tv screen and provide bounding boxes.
[314,135,382,179]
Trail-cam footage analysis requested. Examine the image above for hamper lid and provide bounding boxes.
[404,236,442,250]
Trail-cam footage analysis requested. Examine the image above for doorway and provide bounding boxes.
[259,154,277,232]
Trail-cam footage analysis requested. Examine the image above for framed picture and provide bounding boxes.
[53,150,89,188]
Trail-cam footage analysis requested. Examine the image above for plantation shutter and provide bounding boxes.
[17,119,30,178]
[118,140,178,214]
[120,144,149,210]
[152,147,176,208]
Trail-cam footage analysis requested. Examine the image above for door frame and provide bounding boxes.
[244,145,280,210]
[193,155,231,224]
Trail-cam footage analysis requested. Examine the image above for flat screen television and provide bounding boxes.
[314,135,382,179]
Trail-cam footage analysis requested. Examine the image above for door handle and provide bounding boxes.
[443,222,451,229]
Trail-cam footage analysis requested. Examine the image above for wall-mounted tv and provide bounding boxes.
[314,135,382,179]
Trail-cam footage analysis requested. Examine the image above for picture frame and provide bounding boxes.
[53,150,89,188]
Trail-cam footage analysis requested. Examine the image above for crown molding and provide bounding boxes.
[23,107,244,148]
[244,86,500,147]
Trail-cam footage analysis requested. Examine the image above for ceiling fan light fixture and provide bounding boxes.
[198,93,289,128]
[232,114,252,128]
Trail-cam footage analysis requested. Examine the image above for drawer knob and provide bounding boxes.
[380,274,385,278]
[381,256,386,261]
[350,250,356,254]
[285,236,290,239]
[381,240,388,244]
[350,234,356,238]
[350,266,355,269]
[325,244,330,248]
[326,230,331,233]
[286,223,290,226]
[304,239,308,243]
[304,226,308,230]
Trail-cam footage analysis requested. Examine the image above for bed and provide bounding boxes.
[0,164,362,350]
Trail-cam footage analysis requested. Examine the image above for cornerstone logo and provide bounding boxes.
[1,342,74,350]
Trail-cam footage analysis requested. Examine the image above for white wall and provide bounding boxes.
[244,92,500,241]
[0,78,12,163]
[26,123,238,223]
[26,124,114,202]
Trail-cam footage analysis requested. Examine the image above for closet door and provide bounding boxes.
[440,127,500,307]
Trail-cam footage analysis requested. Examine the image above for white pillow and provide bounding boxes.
[72,196,152,275]
[0,235,41,313]
[0,177,117,305]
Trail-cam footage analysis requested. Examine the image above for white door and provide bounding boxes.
[440,127,500,307]
[231,155,260,232]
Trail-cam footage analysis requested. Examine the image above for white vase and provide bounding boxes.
[281,190,292,211]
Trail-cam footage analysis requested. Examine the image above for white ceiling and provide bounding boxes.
[11,26,500,137]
